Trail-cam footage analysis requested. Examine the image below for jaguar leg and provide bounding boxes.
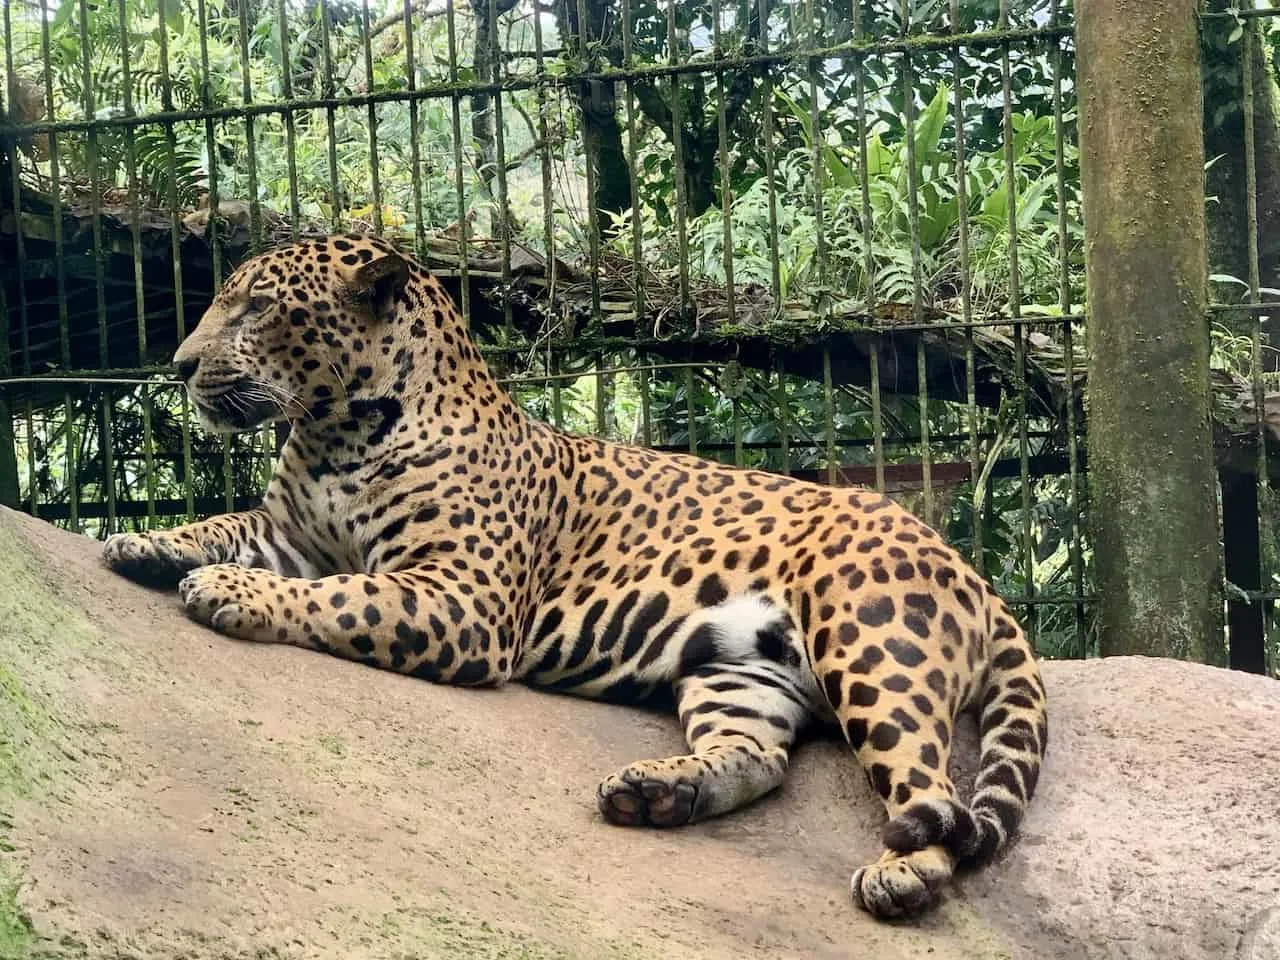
[597,661,811,826]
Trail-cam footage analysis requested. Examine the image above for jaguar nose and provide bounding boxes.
[176,357,199,382]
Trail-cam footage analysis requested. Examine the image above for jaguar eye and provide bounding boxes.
[251,295,275,314]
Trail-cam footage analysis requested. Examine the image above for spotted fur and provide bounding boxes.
[103,234,1048,918]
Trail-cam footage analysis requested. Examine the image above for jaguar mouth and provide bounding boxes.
[189,378,283,434]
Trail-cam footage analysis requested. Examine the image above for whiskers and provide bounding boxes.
[328,361,351,407]
[240,377,313,422]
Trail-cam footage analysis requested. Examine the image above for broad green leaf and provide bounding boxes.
[51,0,75,33]
[1016,177,1050,231]
[912,83,949,167]
[865,132,893,179]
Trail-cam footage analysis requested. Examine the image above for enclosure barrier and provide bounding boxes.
[0,0,1276,672]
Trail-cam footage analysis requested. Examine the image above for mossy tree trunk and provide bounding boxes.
[1077,0,1225,663]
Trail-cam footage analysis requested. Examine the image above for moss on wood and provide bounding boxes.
[1077,0,1225,663]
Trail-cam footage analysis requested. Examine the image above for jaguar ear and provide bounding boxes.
[342,247,410,315]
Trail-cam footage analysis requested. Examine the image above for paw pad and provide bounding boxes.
[597,772,699,828]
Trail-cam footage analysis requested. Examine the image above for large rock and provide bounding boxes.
[0,506,1276,959]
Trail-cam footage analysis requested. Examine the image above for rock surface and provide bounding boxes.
[0,506,1278,959]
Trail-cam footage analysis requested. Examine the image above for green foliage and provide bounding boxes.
[612,80,1081,314]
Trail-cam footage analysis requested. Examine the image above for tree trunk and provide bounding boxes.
[577,79,632,226]
[555,0,632,229]
[470,5,497,217]
[1077,0,1225,663]
[469,0,521,238]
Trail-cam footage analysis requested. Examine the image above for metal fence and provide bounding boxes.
[1201,3,1280,676]
[2,0,1267,670]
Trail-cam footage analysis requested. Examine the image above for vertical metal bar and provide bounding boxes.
[852,0,875,308]
[686,367,698,454]
[758,0,782,298]
[36,0,68,371]
[595,353,607,437]
[806,0,827,299]
[576,0,604,435]
[0,283,14,515]
[276,0,302,236]
[667,0,692,317]
[191,0,233,512]
[852,0,883,493]
[445,2,471,322]
[159,0,194,521]
[77,0,107,371]
[360,0,383,234]
[1050,0,1083,650]
[551,356,564,430]
[776,360,791,475]
[2,0,31,386]
[900,1,923,319]
[4,0,30,517]
[194,0,221,522]
[533,0,556,260]
[489,0,515,364]
[916,338,932,522]
[712,0,735,318]
[99,399,117,534]
[24,403,37,517]
[870,342,885,492]
[37,0,76,529]
[142,387,157,525]
[527,0,563,419]
[64,400,79,531]
[318,0,342,231]
[574,0,603,327]
[404,0,426,250]
[259,426,272,492]
[899,0,931,523]
[223,434,234,512]
[181,389,194,520]
[1000,0,1033,635]
[120,0,155,526]
[233,0,262,251]
[951,0,980,568]
[621,0,645,319]
[823,347,837,484]
[733,398,744,467]
[1243,15,1270,670]
[530,0,562,422]
[639,366,653,447]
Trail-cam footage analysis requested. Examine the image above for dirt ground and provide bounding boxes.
[1,506,1279,960]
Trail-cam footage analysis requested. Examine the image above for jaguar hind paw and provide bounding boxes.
[597,764,701,827]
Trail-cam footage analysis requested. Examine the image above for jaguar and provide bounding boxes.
[103,233,1048,919]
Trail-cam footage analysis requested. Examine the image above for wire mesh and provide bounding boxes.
[0,0,1100,660]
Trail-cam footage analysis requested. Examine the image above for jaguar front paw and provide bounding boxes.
[178,564,277,642]
[103,532,201,587]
